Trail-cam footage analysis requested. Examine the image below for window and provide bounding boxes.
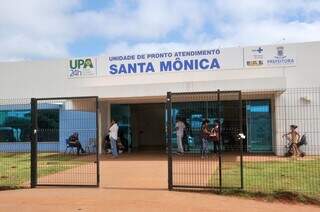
[0,110,31,142]
[0,109,59,142]
[37,109,59,142]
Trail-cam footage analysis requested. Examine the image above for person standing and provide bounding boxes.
[201,119,210,158]
[175,118,186,155]
[183,122,190,152]
[109,119,119,158]
[210,120,220,153]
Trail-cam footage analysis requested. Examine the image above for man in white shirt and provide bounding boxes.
[175,119,186,154]
[109,119,119,157]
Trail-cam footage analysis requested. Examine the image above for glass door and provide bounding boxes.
[246,100,272,152]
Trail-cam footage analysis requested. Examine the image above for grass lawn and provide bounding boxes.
[0,153,89,189]
[209,158,320,200]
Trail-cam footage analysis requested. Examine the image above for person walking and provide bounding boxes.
[109,119,119,158]
[283,125,302,157]
[175,118,186,155]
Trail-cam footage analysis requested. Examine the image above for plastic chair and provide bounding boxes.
[85,138,96,154]
[64,139,76,154]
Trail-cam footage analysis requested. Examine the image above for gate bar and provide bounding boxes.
[217,89,222,192]
[239,91,244,189]
[171,91,242,95]
[173,185,243,190]
[31,98,38,188]
[167,92,173,190]
[96,97,100,187]
[36,96,98,101]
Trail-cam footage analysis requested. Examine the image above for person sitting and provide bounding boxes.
[68,132,86,155]
[104,134,112,154]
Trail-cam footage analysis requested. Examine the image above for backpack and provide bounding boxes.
[298,134,307,146]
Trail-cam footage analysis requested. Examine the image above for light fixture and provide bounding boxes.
[300,96,311,103]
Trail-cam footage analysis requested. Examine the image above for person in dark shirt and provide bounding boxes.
[68,132,86,155]
[210,120,220,153]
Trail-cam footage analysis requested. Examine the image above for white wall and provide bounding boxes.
[2,41,319,100]
[275,88,320,155]
[285,42,320,88]
[99,101,110,153]
[59,109,96,152]
[2,42,313,99]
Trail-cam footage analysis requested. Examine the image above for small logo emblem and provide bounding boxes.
[267,46,294,65]
[276,46,285,58]
[252,47,263,54]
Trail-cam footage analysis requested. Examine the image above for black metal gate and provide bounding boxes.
[166,90,243,191]
[31,96,99,187]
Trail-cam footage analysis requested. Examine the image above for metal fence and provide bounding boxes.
[166,88,320,199]
[32,97,99,187]
[167,91,244,191]
[0,97,99,189]
[0,98,31,189]
[1,88,320,199]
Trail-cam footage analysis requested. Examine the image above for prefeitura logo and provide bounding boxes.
[267,46,295,65]
[69,58,97,78]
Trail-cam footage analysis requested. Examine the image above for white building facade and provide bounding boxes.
[1,41,320,155]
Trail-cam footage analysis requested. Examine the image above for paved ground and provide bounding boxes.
[0,152,319,212]
[37,163,97,185]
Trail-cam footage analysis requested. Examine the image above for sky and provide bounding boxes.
[0,0,320,61]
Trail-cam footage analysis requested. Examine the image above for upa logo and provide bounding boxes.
[70,58,94,69]
[69,58,97,78]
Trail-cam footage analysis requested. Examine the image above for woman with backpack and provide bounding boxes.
[283,125,303,157]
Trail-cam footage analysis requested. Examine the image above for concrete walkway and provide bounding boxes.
[101,152,168,189]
